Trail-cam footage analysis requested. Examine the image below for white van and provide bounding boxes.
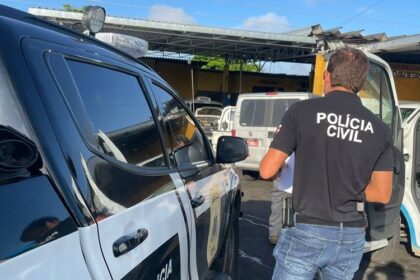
[233,92,312,179]
[399,101,420,257]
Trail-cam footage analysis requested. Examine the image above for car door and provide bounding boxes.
[266,96,306,148]
[359,56,405,242]
[401,109,420,255]
[236,97,268,170]
[22,37,191,279]
[146,79,237,280]
[0,55,95,279]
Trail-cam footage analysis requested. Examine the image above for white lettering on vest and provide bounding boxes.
[316,112,374,143]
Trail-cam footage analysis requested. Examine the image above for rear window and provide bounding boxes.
[239,98,301,127]
[196,108,222,116]
[270,99,300,126]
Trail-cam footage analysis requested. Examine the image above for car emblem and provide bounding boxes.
[248,131,253,137]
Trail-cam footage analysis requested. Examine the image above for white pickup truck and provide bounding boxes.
[211,106,236,151]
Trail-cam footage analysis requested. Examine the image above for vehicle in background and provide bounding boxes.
[185,96,223,114]
[195,106,223,140]
[212,106,236,151]
[233,92,312,180]
[399,100,420,257]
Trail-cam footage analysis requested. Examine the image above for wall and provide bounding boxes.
[390,63,420,101]
[142,58,309,103]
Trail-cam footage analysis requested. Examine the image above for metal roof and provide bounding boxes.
[28,7,419,64]
[358,34,420,64]
[28,7,317,61]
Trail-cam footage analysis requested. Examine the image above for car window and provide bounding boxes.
[360,63,394,127]
[400,108,416,121]
[240,99,266,127]
[270,99,301,127]
[0,63,77,261]
[240,98,300,127]
[66,60,166,168]
[229,110,235,122]
[149,83,209,167]
[196,108,222,116]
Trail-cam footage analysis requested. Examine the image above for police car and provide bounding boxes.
[0,5,247,279]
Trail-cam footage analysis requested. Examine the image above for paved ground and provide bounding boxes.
[236,173,420,280]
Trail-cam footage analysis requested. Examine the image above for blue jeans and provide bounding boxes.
[272,223,365,280]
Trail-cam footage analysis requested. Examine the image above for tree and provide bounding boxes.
[193,55,263,72]
[62,4,87,13]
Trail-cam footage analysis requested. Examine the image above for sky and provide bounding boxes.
[2,0,419,75]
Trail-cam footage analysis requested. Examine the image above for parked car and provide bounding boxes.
[184,96,223,114]
[0,5,248,279]
[212,106,236,151]
[195,106,223,140]
[233,92,312,180]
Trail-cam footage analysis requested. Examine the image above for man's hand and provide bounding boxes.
[259,148,289,180]
[364,171,393,204]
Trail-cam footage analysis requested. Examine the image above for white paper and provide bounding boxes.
[277,153,294,193]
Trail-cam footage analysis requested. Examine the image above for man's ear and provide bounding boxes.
[324,70,331,83]
[323,70,332,93]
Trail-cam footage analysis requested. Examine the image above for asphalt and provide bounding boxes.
[236,172,420,280]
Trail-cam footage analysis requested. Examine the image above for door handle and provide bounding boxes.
[113,228,148,257]
[191,195,205,208]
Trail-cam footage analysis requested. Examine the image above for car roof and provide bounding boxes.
[0,5,155,75]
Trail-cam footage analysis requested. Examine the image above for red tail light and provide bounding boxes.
[246,139,259,147]
[231,129,236,137]
[265,92,277,95]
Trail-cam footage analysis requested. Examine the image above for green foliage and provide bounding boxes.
[62,4,87,13]
[194,55,262,72]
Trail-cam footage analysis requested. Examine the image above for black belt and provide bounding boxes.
[295,214,365,228]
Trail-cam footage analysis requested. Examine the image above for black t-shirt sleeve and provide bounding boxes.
[270,105,297,154]
[373,132,394,171]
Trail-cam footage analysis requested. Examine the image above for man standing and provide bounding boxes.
[260,47,393,280]
[269,154,294,244]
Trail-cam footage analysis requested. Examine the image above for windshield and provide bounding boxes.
[196,108,222,116]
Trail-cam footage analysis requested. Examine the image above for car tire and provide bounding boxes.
[369,217,400,264]
[211,203,239,279]
[242,170,258,181]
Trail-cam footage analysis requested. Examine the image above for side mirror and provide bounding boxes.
[216,136,248,164]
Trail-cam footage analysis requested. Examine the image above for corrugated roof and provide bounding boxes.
[28,7,419,64]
